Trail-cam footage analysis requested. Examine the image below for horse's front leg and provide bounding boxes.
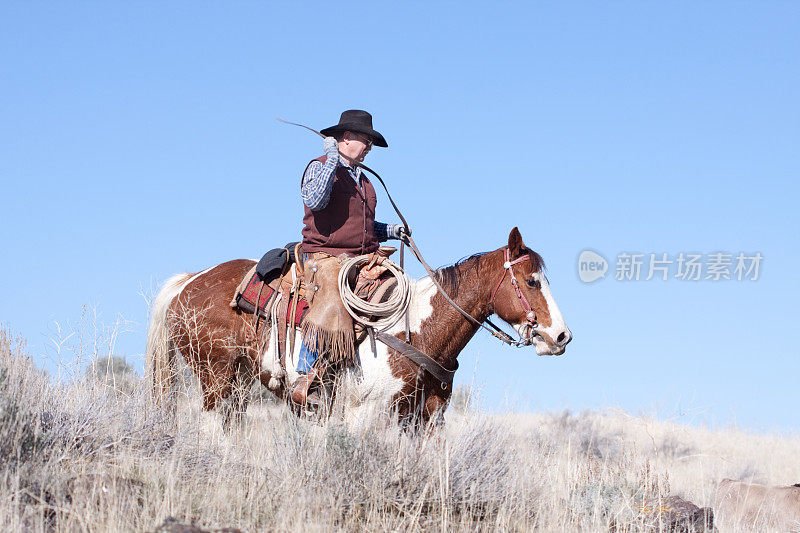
[400,390,449,433]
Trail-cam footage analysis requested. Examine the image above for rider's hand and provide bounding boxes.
[323,136,339,157]
[389,224,412,241]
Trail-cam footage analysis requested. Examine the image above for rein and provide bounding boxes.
[277,117,533,348]
[402,237,533,346]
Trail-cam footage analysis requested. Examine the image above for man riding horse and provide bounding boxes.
[292,110,409,406]
[146,111,572,424]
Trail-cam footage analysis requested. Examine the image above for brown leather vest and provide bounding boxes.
[301,155,379,257]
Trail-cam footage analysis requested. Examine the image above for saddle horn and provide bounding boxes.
[293,242,305,277]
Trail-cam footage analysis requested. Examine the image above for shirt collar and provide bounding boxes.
[338,155,362,181]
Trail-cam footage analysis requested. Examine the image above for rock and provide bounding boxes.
[636,495,714,532]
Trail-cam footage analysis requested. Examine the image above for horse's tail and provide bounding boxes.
[145,272,191,416]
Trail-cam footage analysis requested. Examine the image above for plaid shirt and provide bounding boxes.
[301,155,391,241]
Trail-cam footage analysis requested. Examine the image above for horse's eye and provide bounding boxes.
[526,279,540,289]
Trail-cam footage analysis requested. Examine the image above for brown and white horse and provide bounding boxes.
[145,227,571,428]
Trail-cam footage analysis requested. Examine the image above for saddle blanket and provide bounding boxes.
[232,264,308,327]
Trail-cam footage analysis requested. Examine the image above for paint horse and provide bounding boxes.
[145,227,572,428]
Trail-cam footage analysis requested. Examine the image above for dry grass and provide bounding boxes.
[0,329,797,532]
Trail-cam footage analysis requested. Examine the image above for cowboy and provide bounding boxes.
[291,110,409,405]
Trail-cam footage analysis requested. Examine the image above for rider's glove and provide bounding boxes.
[388,224,412,241]
[323,136,339,158]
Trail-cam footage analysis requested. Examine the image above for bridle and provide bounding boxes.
[277,117,538,348]
[491,247,538,326]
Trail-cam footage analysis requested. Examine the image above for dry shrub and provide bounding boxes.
[0,328,797,531]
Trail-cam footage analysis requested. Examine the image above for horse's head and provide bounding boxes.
[490,227,572,355]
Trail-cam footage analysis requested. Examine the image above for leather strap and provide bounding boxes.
[368,327,377,357]
[401,241,411,343]
[374,330,457,390]
[275,267,294,359]
[287,270,300,360]
[276,290,289,359]
[251,281,265,334]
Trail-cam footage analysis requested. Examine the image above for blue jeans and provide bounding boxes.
[297,340,318,373]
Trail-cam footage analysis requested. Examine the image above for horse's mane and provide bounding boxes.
[436,252,488,294]
[436,248,546,294]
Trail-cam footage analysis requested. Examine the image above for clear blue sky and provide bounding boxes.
[2,3,798,432]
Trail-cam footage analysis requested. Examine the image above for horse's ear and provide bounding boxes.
[508,227,524,258]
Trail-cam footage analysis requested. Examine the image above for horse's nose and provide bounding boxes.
[556,329,572,346]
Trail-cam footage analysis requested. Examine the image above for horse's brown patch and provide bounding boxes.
[169,259,269,411]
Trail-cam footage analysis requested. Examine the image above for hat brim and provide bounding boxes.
[320,123,388,148]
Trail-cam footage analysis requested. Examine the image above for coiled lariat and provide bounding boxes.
[338,255,411,331]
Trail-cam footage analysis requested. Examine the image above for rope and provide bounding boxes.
[338,255,411,331]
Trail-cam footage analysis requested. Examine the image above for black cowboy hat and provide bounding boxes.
[320,109,388,148]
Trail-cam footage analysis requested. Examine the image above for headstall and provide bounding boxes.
[491,247,537,327]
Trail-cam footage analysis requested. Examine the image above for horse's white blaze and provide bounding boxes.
[536,273,569,339]
[263,278,437,406]
[512,272,570,355]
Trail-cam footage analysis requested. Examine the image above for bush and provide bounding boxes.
[0,328,795,531]
[85,354,139,395]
